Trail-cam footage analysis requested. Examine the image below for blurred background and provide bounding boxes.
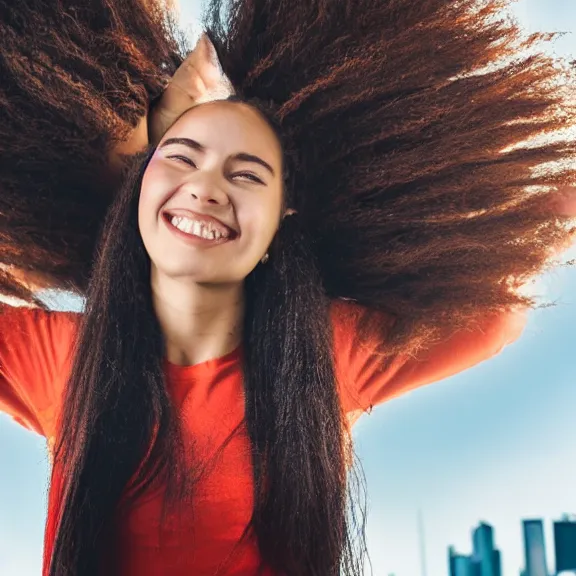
[1,1,575,574]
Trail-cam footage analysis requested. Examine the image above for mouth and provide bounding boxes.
[161,209,238,245]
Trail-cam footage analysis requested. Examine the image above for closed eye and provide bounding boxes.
[232,172,265,185]
[167,155,197,168]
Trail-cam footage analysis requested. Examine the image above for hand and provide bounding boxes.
[109,34,232,169]
[149,33,233,144]
[551,185,576,259]
[554,185,576,218]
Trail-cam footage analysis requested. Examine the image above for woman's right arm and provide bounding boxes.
[0,305,78,438]
[110,34,232,170]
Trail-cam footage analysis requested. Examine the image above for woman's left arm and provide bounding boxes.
[332,300,526,416]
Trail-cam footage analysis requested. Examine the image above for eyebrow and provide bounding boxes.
[159,137,276,176]
[160,137,205,152]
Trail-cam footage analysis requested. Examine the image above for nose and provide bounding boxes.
[184,174,230,207]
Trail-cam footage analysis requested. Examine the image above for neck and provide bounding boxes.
[151,268,245,366]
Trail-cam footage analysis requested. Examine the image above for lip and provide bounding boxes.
[161,211,237,247]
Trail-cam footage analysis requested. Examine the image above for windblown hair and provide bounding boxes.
[0,0,574,349]
[0,0,182,301]
[206,0,576,352]
[1,0,576,574]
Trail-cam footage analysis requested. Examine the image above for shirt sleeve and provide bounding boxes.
[331,299,526,416]
[0,304,78,437]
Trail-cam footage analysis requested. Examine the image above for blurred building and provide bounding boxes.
[449,546,481,576]
[492,549,502,576]
[523,519,548,576]
[473,522,502,576]
[448,523,501,576]
[554,516,576,572]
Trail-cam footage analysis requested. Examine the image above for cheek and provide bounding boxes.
[241,195,283,248]
[138,161,171,224]
[137,181,155,235]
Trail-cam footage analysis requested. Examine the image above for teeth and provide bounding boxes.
[182,219,192,234]
[169,215,229,240]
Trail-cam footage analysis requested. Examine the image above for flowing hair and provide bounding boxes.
[52,112,368,575]
[0,0,182,302]
[0,0,574,353]
[205,0,576,354]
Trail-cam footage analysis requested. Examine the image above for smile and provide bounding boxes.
[162,212,236,246]
[170,215,230,240]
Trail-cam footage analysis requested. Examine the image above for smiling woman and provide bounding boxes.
[1,0,576,575]
[139,101,286,290]
[33,105,524,576]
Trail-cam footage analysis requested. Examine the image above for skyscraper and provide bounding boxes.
[523,519,548,576]
[492,549,502,576]
[473,522,502,576]
[554,516,576,572]
[449,546,481,576]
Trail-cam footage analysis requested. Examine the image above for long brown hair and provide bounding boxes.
[206,0,576,354]
[0,0,182,301]
[0,0,574,351]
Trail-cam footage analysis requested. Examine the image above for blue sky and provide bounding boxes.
[1,1,575,575]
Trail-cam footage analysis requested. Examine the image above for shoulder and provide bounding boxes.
[0,304,80,358]
[328,299,392,415]
[329,298,394,355]
[0,304,81,437]
[330,297,377,333]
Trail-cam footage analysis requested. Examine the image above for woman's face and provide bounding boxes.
[139,100,284,285]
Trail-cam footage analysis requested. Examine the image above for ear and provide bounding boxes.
[283,208,297,218]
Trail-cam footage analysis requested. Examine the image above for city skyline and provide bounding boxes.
[449,516,576,576]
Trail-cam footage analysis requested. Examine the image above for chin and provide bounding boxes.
[152,255,253,287]
[162,268,244,286]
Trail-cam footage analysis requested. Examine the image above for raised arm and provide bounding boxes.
[332,300,526,417]
[110,34,232,170]
[0,305,77,437]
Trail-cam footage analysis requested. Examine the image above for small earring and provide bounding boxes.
[260,253,269,265]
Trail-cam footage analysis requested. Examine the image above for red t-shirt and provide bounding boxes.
[0,300,524,575]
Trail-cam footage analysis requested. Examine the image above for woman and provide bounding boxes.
[1,93,525,576]
[0,0,575,574]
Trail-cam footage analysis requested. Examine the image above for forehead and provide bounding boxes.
[164,101,282,163]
